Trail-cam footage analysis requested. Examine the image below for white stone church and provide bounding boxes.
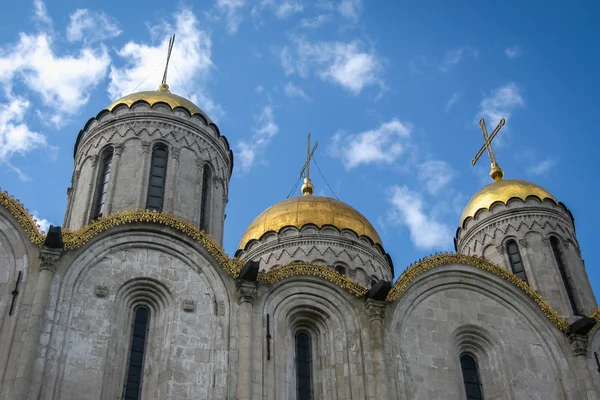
[0,78,599,400]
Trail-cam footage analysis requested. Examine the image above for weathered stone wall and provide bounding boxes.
[456,197,597,317]
[387,263,584,400]
[64,102,232,245]
[238,224,393,284]
[35,229,235,400]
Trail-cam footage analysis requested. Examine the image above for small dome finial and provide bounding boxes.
[301,177,314,196]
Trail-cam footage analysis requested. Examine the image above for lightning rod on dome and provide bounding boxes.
[471,117,506,181]
[158,34,176,92]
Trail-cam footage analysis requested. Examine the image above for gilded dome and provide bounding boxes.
[107,85,212,123]
[238,195,383,249]
[460,179,557,226]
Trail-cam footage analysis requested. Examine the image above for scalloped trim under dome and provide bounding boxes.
[460,179,557,227]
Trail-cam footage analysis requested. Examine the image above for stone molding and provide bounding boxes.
[95,285,108,298]
[568,333,588,356]
[518,238,528,248]
[141,141,151,154]
[40,247,62,272]
[114,144,124,156]
[236,280,258,304]
[365,299,386,322]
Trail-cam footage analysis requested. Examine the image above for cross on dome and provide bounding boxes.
[471,117,506,181]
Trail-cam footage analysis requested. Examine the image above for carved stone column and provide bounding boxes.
[365,298,389,400]
[237,280,257,400]
[138,141,151,209]
[13,247,61,400]
[568,334,599,400]
[83,155,99,223]
[105,144,123,215]
[164,147,180,213]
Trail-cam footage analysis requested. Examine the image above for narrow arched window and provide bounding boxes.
[506,240,528,282]
[334,265,346,276]
[199,165,212,231]
[123,306,150,400]
[296,331,312,400]
[460,353,483,400]
[91,150,113,220]
[550,236,579,314]
[146,146,168,211]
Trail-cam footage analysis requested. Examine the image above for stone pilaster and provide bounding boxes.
[237,280,257,400]
[365,299,389,400]
[568,334,600,400]
[164,147,180,213]
[83,155,99,223]
[138,141,152,209]
[13,247,61,400]
[105,144,123,215]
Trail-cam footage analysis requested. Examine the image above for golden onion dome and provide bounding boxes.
[107,84,212,123]
[460,178,557,226]
[238,195,383,250]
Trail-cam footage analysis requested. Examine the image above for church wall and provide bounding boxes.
[456,198,597,318]
[254,278,373,400]
[36,230,234,400]
[110,137,143,212]
[588,326,600,395]
[387,263,581,400]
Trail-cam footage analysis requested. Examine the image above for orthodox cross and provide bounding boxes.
[471,117,506,181]
[298,133,318,195]
[9,271,23,316]
[159,34,176,90]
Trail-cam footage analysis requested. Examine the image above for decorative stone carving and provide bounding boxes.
[90,155,99,167]
[95,285,108,298]
[114,144,124,156]
[183,299,196,312]
[496,245,504,255]
[568,333,588,356]
[348,269,357,279]
[39,248,62,272]
[217,300,226,316]
[518,238,528,248]
[196,159,205,170]
[141,141,151,154]
[365,299,386,322]
[236,280,258,304]
[542,237,551,246]
[171,147,181,161]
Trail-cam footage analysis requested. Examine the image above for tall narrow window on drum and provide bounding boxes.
[123,306,150,400]
[199,165,212,232]
[91,150,114,220]
[506,240,528,282]
[146,146,168,212]
[550,236,580,315]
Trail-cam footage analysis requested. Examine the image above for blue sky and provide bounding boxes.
[1,1,599,296]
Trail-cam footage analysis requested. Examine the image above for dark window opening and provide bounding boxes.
[506,240,528,282]
[296,331,312,400]
[92,150,114,220]
[146,147,168,211]
[550,236,579,315]
[123,306,150,400]
[199,165,212,232]
[334,265,346,276]
[460,353,483,400]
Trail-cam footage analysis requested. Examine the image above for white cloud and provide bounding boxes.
[284,81,310,100]
[389,185,453,249]
[338,0,362,21]
[108,10,222,119]
[505,45,522,59]
[33,0,52,25]
[255,85,265,93]
[275,0,304,18]
[439,47,478,72]
[330,118,411,170]
[0,97,48,163]
[236,106,279,172]
[281,37,383,94]
[66,9,122,43]
[299,14,331,29]
[479,82,524,128]
[32,212,52,232]
[526,158,556,176]
[444,92,461,113]
[418,160,455,195]
[0,33,111,115]
[215,0,246,34]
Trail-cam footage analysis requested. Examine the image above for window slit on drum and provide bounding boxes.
[199,166,211,231]
[92,150,113,220]
[296,331,313,400]
[123,306,150,400]
[550,236,579,315]
[460,353,483,400]
[506,240,528,282]
[146,147,168,211]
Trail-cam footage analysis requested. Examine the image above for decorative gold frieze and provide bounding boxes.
[0,190,45,245]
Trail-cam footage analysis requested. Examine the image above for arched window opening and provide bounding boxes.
[295,331,312,400]
[460,353,483,400]
[334,265,346,276]
[199,165,212,231]
[550,236,579,314]
[91,150,113,220]
[123,306,150,400]
[506,240,528,282]
[146,146,168,211]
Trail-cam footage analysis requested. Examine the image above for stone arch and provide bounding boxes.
[388,263,579,400]
[40,229,232,400]
[260,278,369,399]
